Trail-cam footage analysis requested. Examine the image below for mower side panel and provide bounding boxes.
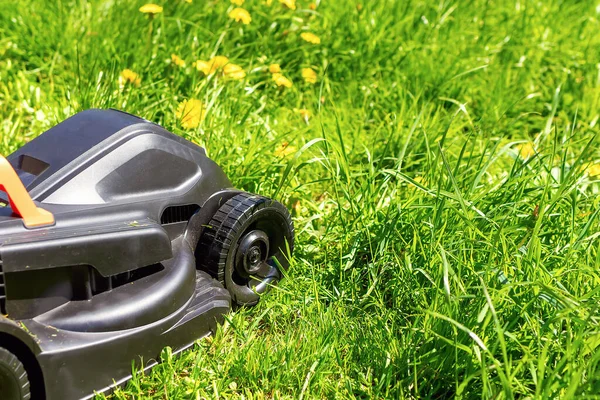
[1,218,171,276]
[21,244,230,400]
[1,235,231,400]
[34,238,195,332]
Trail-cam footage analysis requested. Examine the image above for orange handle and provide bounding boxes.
[0,156,54,228]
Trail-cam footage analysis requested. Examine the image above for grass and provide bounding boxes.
[2,0,600,398]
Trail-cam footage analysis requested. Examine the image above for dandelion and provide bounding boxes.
[223,63,246,80]
[171,54,186,67]
[301,67,317,84]
[194,56,245,80]
[309,2,317,10]
[176,99,205,129]
[301,32,321,44]
[274,141,297,157]
[586,163,600,177]
[410,176,426,191]
[297,108,310,122]
[207,56,230,73]
[273,73,293,88]
[231,0,244,4]
[193,60,210,74]
[515,142,535,160]
[185,0,192,3]
[139,3,163,14]
[228,7,252,24]
[269,64,282,74]
[194,56,230,75]
[120,69,141,86]
[279,0,296,10]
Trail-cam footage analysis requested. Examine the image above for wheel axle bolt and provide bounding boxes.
[246,246,262,273]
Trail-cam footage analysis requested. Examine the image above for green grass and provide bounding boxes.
[2,0,600,398]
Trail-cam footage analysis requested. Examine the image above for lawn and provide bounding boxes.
[2,0,600,398]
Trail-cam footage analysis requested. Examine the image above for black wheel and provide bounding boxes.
[196,193,294,305]
[0,347,31,400]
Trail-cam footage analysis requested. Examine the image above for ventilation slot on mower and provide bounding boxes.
[0,256,5,315]
[160,204,199,225]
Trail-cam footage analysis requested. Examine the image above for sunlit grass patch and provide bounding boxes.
[2,0,600,398]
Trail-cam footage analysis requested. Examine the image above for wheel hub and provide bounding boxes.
[245,246,263,273]
[236,230,270,277]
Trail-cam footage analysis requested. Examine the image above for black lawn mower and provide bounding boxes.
[0,109,294,400]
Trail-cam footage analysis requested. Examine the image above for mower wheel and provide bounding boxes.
[0,347,31,400]
[196,193,294,305]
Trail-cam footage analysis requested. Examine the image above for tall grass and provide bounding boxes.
[2,0,600,398]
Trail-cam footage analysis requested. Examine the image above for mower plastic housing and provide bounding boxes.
[0,109,249,399]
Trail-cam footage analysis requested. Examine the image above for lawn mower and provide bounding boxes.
[0,109,294,400]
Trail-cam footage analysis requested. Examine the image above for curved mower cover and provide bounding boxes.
[0,109,294,400]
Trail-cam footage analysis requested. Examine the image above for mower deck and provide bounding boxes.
[0,109,294,400]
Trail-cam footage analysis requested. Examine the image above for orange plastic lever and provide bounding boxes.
[0,155,54,228]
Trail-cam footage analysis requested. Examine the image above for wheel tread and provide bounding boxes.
[196,193,294,290]
[0,347,31,400]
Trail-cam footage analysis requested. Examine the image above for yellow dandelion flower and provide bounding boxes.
[410,176,426,190]
[139,3,163,14]
[193,60,209,74]
[586,163,600,177]
[223,63,246,80]
[185,0,192,3]
[309,2,317,10]
[231,0,244,4]
[269,64,281,74]
[171,54,186,67]
[279,0,296,10]
[195,56,230,75]
[273,73,293,88]
[515,142,535,160]
[228,7,252,24]
[208,56,230,72]
[120,69,141,86]
[297,108,310,122]
[301,67,317,84]
[176,99,205,129]
[301,32,321,44]
[274,142,297,158]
